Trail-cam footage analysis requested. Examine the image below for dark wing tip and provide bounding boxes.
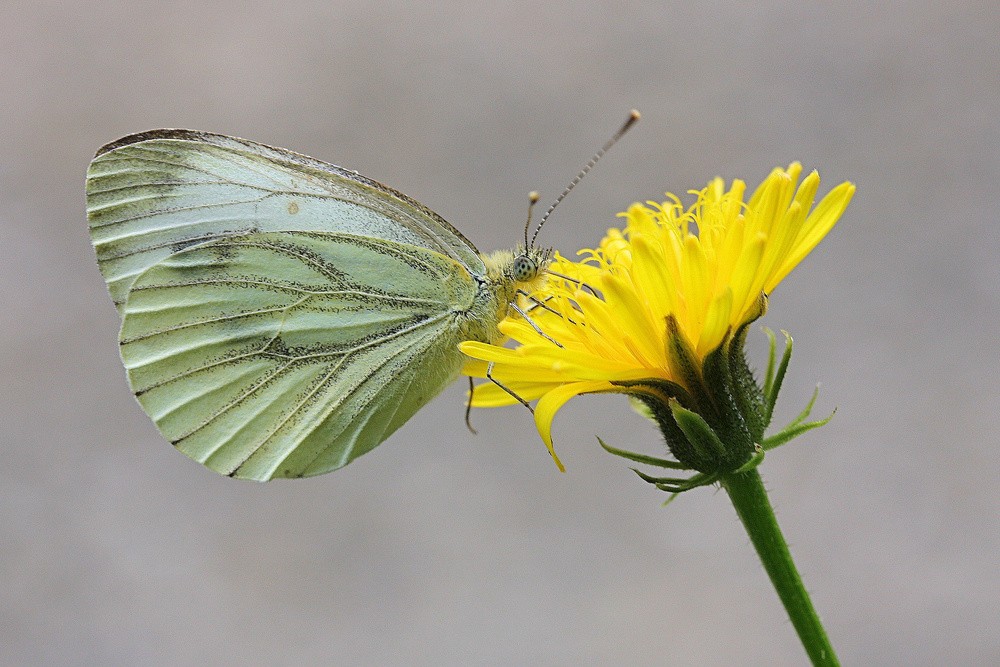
[94,129,224,158]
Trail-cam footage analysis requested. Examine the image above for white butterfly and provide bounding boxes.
[88,115,637,480]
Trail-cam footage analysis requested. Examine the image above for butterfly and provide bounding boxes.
[87,115,637,480]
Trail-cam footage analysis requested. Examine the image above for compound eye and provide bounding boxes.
[512,255,537,282]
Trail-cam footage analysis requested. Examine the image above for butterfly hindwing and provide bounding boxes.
[120,230,476,479]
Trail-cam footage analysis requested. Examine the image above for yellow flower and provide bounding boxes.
[461,163,855,471]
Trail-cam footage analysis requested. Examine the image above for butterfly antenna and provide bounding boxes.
[529,109,640,248]
[522,191,541,249]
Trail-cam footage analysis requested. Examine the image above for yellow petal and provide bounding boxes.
[459,341,524,364]
[771,181,856,287]
[678,234,710,339]
[470,380,552,407]
[534,380,612,472]
[698,287,733,355]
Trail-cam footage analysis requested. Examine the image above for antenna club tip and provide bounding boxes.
[528,190,541,202]
[615,109,641,138]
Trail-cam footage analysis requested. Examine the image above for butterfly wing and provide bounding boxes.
[120,231,476,480]
[87,129,485,309]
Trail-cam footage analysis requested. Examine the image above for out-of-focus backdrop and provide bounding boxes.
[3,2,998,664]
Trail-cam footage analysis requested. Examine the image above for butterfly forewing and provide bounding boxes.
[120,231,476,479]
[87,130,485,309]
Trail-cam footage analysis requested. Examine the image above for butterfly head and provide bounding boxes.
[481,246,552,296]
[513,245,553,285]
[512,249,544,282]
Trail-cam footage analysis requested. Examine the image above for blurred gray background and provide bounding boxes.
[3,1,998,664]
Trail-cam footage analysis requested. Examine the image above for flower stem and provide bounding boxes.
[720,468,840,666]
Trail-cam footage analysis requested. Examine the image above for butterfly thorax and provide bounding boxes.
[461,246,552,345]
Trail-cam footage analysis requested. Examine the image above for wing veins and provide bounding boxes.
[133,317,294,395]
[173,359,295,446]
[171,311,451,446]
[90,195,274,229]
[208,237,346,284]
[137,142,308,191]
[240,318,446,477]
[140,141,476,268]
[95,211,258,243]
[96,229,250,261]
[86,180,236,197]
[262,311,452,364]
[125,278,446,307]
[136,347,280,395]
[93,147,479,272]
[92,153,259,186]
[149,360,274,422]
[123,142,329,196]
[125,278,320,301]
[88,191,191,214]
[121,299,309,345]
[300,352,425,475]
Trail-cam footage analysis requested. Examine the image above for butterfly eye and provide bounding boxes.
[512,255,537,282]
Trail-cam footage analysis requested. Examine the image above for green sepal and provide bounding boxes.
[701,334,756,467]
[762,414,834,450]
[788,385,820,428]
[627,395,656,423]
[658,471,720,505]
[733,444,765,473]
[597,435,718,502]
[664,315,713,409]
[630,468,701,485]
[597,436,689,470]
[763,328,793,423]
[762,385,835,451]
[763,328,778,400]
[630,466,718,495]
[611,378,705,470]
[656,472,718,496]
[613,377,694,412]
[598,434,717,503]
[727,303,769,441]
[668,399,728,466]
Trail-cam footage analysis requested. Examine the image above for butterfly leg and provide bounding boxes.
[517,290,560,316]
[546,269,598,294]
[464,377,478,434]
[544,269,600,297]
[486,361,534,413]
[517,290,580,326]
[510,302,563,348]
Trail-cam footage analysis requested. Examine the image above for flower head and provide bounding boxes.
[462,163,854,471]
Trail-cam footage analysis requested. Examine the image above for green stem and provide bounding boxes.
[720,468,840,666]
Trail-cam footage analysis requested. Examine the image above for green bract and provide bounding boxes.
[603,324,834,498]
